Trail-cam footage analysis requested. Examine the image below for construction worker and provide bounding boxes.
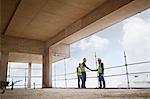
[76,63,82,88]
[80,58,91,88]
[92,58,106,88]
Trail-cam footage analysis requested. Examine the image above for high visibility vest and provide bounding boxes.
[80,64,85,72]
[98,63,103,74]
[77,67,81,76]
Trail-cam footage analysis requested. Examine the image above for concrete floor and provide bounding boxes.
[0,89,150,99]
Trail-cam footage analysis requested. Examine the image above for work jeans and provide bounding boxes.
[98,74,106,88]
[77,75,81,88]
[81,72,86,88]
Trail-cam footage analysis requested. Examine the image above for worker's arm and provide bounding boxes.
[83,63,92,71]
[91,69,98,71]
[76,67,79,74]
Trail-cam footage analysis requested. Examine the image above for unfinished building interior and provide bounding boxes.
[0,0,150,99]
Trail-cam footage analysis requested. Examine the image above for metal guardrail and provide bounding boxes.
[7,61,150,88]
[53,61,150,77]
[7,65,42,89]
[7,76,42,78]
[52,61,150,88]
[54,71,150,81]
[9,68,42,70]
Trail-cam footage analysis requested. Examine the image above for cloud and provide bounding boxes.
[72,35,110,52]
[122,17,150,61]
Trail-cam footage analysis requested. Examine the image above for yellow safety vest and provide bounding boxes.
[80,63,85,72]
[98,63,102,74]
[77,67,81,76]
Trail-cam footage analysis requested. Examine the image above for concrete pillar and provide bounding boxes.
[28,62,32,88]
[0,51,9,81]
[42,48,52,88]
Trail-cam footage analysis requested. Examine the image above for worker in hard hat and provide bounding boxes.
[80,58,92,88]
[76,63,82,88]
[92,58,106,89]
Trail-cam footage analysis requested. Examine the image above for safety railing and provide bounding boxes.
[7,66,42,89]
[52,60,150,88]
[7,61,150,89]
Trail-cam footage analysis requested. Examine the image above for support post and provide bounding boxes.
[54,63,56,87]
[28,62,32,88]
[0,51,9,81]
[124,51,130,89]
[64,58,67,88]
[42,48,52,88]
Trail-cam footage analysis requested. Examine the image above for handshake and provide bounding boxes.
[88,68,97,71]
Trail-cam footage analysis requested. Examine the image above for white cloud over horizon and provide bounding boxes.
[122,17,150,62]
[72,35,110,53]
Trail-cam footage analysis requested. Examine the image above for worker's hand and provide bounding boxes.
[90,69,95,71]
[91,69,95,71]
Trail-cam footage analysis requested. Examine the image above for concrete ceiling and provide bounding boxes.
[0,0,21,34]
[2,0,149,64]
[4,0,106,41]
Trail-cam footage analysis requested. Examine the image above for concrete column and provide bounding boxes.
[0,51,9,81]
[28,62,32,88]
[42,48,52,88]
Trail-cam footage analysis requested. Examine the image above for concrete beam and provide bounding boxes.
[9,52,42,64]
[0,0,21,34]
[46,0,134,47]
[51,43,70,63]
[62,0,150,44]
[1,35,46,54]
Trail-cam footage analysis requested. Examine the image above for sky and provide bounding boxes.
[52,8,150,88]
[7,8,150,88]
